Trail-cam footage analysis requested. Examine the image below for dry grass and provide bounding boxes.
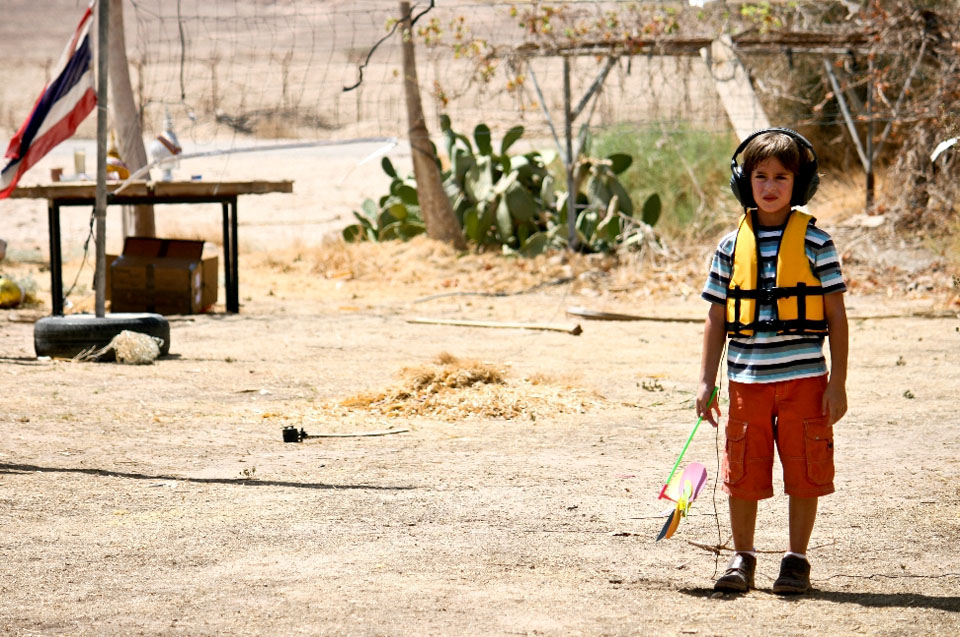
[276,235,705,301]
[234,226,960,314]
[333,352,605,421]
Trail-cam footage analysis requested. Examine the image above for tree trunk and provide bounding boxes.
[108,0,154,238]
[399,1,465,249]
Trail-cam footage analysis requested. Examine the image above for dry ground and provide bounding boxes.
[1,225,959,635]
[2,2,960,634]
[0,105,958,637]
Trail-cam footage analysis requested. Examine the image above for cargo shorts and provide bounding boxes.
[722,374,835,500]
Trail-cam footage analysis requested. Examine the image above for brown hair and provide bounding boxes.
[741,131,809,179]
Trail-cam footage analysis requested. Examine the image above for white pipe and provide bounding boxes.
[114,137,399,195]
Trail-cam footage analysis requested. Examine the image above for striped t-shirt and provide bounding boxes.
[701,214,846,384]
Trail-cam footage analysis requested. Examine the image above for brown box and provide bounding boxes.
[109,237,218,314]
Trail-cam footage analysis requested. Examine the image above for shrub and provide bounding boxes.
[591,123,737,239]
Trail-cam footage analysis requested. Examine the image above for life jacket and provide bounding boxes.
[726,209,827,337]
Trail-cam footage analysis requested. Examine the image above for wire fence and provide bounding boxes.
[119,0,748,148]
[0,1,876,158]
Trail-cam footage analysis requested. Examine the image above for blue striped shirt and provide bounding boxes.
[701,214,846,384]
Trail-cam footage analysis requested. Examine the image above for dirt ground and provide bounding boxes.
[2,201,960,636]
[2,2,959,633]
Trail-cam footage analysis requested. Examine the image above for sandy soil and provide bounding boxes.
[2,203,960,637]
[2,2,960,634]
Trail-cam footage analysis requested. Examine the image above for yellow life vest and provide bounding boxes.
[726,210,827,337]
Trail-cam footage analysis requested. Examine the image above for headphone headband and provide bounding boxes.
[729,127,819,208]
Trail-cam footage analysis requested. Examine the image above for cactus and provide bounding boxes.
[439,115,558,251]
[345,116,660,256]
[343,157,427,243]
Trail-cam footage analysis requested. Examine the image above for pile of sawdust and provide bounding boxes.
[334,352,605,421]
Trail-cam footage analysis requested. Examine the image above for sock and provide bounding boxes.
[785,551,807,562]
[736,549,757,558]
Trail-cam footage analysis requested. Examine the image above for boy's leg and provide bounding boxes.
[772,499,818,595]
[730,496,758,553]
[714,496,760,593]
[714,382,775,593]
[773,376,832,594]
[788,495,818,554]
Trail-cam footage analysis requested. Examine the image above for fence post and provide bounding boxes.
[866,58,875,210]
[563,56,577,250]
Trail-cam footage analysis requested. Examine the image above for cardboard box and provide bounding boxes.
[108,237,218,314]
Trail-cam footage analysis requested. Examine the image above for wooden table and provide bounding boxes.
[10,180,293,314]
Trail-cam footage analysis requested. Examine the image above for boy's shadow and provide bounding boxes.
[680,587,960,612]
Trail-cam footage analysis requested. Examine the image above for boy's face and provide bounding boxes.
[750,156,794,219]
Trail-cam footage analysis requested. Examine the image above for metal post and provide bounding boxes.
[47,201,63,316]
[823,60,869,173]
[230,196,239,312]
[94,1,109,317]
[221,202,233,311]
[865,58,874,211]
[563,57,577,250]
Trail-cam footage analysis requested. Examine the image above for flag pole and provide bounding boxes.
[94,0,109,318]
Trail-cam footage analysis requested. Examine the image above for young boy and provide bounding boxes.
[697,128,848,594]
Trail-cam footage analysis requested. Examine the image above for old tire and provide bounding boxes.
[34,313,170,360]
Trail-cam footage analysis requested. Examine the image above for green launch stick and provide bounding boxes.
[658,385,718,500]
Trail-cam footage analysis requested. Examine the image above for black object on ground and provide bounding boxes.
[34,313,170,361]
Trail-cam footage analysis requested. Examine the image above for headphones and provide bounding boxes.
[729,127,819,209]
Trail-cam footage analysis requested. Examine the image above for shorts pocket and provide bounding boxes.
[804,416,835,486]
[723,419,749,486]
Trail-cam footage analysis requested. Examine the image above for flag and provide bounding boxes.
[0,2,97,198]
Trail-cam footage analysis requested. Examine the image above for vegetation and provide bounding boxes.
[344,116,662,255]
[342,158,427,243]
[591,124,736,239]
[416,1,960,233]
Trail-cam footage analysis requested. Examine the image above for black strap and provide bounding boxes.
[797,282,806,329]
[733,286,741,327]
[728,285,824,301]
[728,317,828,336]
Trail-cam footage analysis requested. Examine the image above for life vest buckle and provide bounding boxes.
[756,319,779,331]
[756,289,777,304]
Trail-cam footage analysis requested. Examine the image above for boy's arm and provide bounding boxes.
[698,302,726,427]
[822,291,848,425]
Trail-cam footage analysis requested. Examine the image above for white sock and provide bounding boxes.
[736,549,757,558]
[785,551,807,562]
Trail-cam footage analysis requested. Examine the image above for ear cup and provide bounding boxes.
[791,151,820,205]
[729,162,754,208]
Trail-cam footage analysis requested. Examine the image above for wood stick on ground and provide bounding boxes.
[686,539,837,556]
[407,317,582,335]
[566,306,702,323]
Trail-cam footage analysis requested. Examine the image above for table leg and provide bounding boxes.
[221,201,234,312]
[47,201,63,316]
[230,196,239,313]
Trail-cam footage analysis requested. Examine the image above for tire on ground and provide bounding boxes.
[34,313,171,360]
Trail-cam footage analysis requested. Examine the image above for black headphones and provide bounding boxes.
[729,127,819,209]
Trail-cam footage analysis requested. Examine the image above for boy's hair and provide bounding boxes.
[730,128,820,207]
[741,131,807,179]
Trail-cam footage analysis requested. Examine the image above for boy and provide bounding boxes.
[697,128,848,594]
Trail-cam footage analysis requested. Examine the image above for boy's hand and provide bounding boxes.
[696,384,722,427]
[822,379,847,425]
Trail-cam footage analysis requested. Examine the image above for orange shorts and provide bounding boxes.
[722,375,835,500]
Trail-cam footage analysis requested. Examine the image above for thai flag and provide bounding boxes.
[0,2,97,198]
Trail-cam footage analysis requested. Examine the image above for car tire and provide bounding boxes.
[34,313,171,361]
